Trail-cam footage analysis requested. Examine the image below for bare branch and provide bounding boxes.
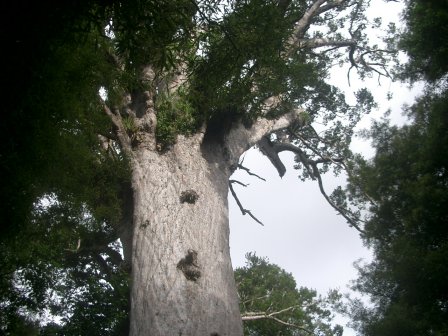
[258,136,287,177]
[310,162,365,234]
[299,38,356,50]
[235,164,266,181]
[229,181,264,226]
[229,179,248,187]
[241,306,313,334]
[286,0,346,57]
[315,0,347,15]
[292,0,327,36]
[255,135,366,232]
[274,141,316,178]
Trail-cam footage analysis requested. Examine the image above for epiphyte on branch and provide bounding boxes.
[179,189,199,204]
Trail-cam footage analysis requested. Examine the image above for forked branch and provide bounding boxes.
[241,306,313,334]
[229,180,264,226]
[236,163,266,181]
[257,136,366,233]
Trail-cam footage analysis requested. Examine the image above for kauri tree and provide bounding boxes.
[0,0,395,335]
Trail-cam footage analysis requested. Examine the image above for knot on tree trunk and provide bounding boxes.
[177,249,201,281]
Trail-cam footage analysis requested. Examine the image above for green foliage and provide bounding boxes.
[0,2,132,333]
[190,0,319,121]
[112,0,197,70]
[0,3,128,238]
[399,0,448,82]
[122,115,139,137]
[155,86,201,149]
[0,198,130,335]
[235,253,343,336]
[342,1,448,332]
[345,90,448,335]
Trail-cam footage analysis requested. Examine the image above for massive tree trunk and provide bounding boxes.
[119,109,301,335]
[129,132,243,335]
[104,65,303,335]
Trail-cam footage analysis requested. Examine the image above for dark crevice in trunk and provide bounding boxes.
[118,180,135,268]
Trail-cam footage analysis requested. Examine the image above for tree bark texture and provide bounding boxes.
[129,132,243,336]
[120,80,302,334]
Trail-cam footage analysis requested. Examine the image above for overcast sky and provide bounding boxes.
[228,0,424,334]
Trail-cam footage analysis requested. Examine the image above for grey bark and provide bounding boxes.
[129,132,242,336]
[118,81,302,334]
[105,89,358,335]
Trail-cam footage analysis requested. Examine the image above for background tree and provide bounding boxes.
[339,0,448,334]
[345,92,448,335]
[236,253,343,336]
[397,0,448,82]
[1,2,132,334]
[0,0,396,335]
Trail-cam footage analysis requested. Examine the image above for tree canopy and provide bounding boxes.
[398,0,448,82]
[236,253,343,336]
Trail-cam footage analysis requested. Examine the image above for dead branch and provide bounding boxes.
[229,179,248,187]
[229,181,264,226]
[236,163,266,181]
[256,135,366,233]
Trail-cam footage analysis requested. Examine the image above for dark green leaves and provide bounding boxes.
[345,90,448,335]
[236,253,343,336]
[399,0,448,82]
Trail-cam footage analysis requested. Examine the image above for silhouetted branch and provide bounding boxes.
[229,181,264,226]
[257,135,366,233]
[236,164,266,181]
[310,162,365,234]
